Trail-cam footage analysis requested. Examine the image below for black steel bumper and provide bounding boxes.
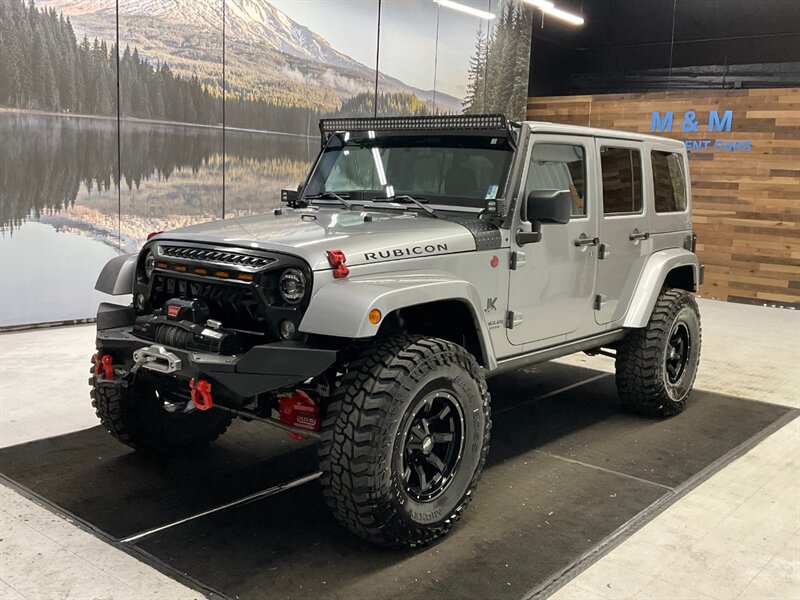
[96,303,337,398]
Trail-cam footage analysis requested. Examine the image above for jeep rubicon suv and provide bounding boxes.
[91,114,702,547]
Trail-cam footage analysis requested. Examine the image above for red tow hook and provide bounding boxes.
[101,355,114,381]
[94,353,115,380]
[190,378,214,411]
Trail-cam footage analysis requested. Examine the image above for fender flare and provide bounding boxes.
[299,272,497,369]
[623,248,701,328]
[95,254,137,295]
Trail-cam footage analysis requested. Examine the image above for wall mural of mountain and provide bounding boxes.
[0,0,532,326]
[34,0,465,120]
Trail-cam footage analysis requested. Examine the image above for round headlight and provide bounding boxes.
[144,251,156,279]
[279,319,297,340]
[134,292,147,312]
[279,268,306,304]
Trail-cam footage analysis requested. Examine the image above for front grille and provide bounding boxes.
[152,274,266,331]
[160,245,274,269]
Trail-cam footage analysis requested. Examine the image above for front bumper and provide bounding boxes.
[96,304,337,399]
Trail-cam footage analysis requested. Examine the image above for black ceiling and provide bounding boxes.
[528,0,800,95]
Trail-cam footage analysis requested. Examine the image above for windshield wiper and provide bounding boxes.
[371,194,439,218]
[304,191,353,209]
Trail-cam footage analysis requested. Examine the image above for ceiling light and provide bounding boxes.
[433,0,497,20]
[524,0,584,26]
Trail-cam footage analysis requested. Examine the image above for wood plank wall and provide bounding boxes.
[527,89,800,308]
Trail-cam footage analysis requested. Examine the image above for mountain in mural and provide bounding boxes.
[37,0,462,113]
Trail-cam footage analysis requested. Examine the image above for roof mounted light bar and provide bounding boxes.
[319,114,512,146]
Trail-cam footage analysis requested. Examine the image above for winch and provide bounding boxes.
[132,298,243,354]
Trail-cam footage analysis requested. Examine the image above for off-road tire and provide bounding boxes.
[90,369,232,453]
[616,288,702,417]
[319,336,491,548]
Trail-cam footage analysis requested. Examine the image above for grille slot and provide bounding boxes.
[153,274,266,331]
[160,245,274,269]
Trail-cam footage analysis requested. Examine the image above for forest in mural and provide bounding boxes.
[463,2,533,118]
[0,0,117,115]
[0,0,532,326]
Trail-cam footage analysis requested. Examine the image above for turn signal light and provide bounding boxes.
[369,308,382,325]
[326,249,350,279]
[146,231,163,241]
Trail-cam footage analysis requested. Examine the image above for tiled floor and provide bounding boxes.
[1,298,798,599]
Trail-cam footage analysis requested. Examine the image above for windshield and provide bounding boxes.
[304,133,514,211]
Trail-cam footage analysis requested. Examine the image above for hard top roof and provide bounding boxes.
[524,120,686,148]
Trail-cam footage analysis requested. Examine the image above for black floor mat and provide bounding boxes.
[0,363,792,600]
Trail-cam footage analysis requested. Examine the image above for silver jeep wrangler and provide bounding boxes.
[92,114,702,547]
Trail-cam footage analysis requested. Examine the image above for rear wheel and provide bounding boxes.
[319,336,491,548]
[615,288,701,417]
[90,369,231,453]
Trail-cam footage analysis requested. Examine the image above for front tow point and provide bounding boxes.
[189,378,214,411]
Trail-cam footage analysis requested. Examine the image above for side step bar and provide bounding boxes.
[487,330,626,378]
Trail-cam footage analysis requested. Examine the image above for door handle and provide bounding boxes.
[629,230,650,241]
[574,235,599,247]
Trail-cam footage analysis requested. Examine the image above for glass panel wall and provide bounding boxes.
[223,0,378,217]
[377,0,439,116]
[0,0,121,326]
[117,0,224,248]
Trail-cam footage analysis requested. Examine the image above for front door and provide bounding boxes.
[594,139,651,325]
[507,135,598,346]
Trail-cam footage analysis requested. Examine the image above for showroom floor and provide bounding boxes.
[0,298,798,600]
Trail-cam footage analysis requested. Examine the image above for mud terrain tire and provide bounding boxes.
[90,371,232,453]
[616,288,702,417]
[319,336,491,547]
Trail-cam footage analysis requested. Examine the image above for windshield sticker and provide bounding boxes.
[485,185,499,200]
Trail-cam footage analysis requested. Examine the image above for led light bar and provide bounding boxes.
[320,114,509,144]
[433,0,496,20]
[524,0,584,26]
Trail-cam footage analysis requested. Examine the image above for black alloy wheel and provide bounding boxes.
[400,390,465,502]
[665,322,691,384]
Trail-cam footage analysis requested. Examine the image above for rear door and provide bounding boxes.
[507,134,598,345]
[594,139,650,325]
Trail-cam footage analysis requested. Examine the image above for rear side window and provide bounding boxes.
[651,151,687,213]
[525,143,587,217]
[600,147,643,215]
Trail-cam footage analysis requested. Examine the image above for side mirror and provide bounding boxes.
[525,189,572,224]
[516,189,573,245]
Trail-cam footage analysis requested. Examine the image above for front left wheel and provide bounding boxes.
[90,370,232,453]
[319,336,491,548]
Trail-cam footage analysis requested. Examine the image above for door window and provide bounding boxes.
[651,151,687,212]
[524,143,587,217]
[600,147,643,215]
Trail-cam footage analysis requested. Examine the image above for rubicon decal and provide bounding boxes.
[364,244,448,261]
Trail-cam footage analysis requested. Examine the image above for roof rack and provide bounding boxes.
[318,114,512,145]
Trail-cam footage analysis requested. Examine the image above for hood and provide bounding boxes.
[154,208,478,270]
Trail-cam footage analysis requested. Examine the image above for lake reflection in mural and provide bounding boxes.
[0,111,314,326]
